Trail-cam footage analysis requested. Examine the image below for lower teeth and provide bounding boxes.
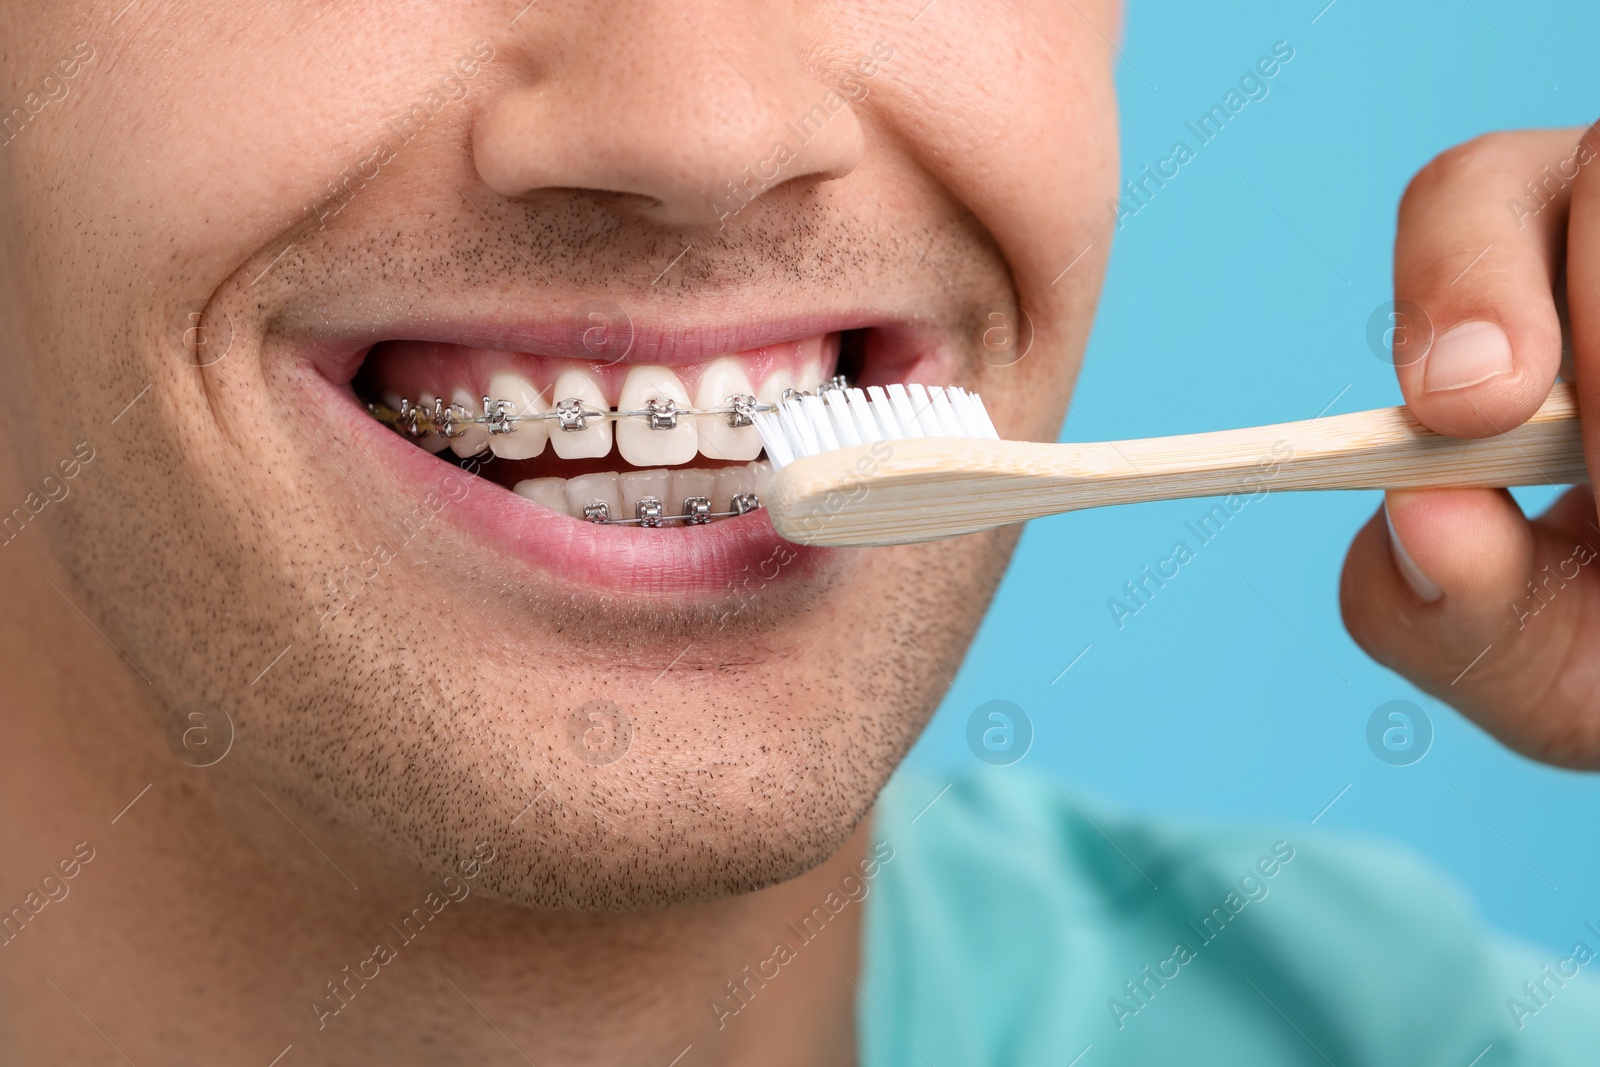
[510,464,771,526]
[570,491,761,527]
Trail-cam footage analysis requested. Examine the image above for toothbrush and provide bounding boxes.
[753,382,1588,547]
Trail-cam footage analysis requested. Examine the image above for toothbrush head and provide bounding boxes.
[754,383,1006,547]
[753,383,999,468]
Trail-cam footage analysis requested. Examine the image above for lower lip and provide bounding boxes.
[298,363,831,598]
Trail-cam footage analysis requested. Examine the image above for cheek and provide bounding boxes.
[872,2,1115,433]
[46,5,450,297]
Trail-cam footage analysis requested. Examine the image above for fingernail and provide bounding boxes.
[1384,501,1444,603]
[1423,320,1513,393]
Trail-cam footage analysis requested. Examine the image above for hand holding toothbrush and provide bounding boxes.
[1342,125,1600,768]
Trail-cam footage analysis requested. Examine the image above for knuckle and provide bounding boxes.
[1402,131,1534,212]
[1570,123,1600,193]
[1521,624,1600,768]
[1521,716,1600,769]
[1471,609,1600,768]
[1408,248,1485,297]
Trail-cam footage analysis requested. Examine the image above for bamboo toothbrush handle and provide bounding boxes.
[1063,378,1587,499]
[768,382,1589,547]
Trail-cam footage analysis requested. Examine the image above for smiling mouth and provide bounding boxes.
[351,329,865,528]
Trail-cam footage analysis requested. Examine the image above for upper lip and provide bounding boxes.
[304,310,896,384]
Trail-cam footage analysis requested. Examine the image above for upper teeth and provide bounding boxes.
[448,386,491,459]
[483,371,549,460]
[374,363,843,467]
[694,357,763,462]
[615,366,696,466]
[548,367,612,460]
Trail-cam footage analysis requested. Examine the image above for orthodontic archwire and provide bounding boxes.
[365,374,850,527]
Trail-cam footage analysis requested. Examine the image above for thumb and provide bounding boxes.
[1340,485,1600,768]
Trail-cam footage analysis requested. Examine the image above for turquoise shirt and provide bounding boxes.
[863,770,1600,1065]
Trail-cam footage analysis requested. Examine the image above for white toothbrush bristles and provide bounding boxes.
[754,385,1000,470]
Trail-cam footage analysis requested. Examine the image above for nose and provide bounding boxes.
[473,2,864,228]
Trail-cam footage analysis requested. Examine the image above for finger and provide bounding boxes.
[1341,485,1600,768]
[1561,121,1600,475]
[1392,129,1581,438]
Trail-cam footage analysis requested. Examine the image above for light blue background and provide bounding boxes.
[904,0,1600,955]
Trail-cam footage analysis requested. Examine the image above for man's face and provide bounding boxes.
[0,0,1115,906]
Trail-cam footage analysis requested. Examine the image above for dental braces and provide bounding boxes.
[578,492,764,527]
[368,375,850,441]
[366,375,848,527]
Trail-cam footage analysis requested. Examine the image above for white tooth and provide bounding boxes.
[616,365,697,466]
[415,393,452,452]
[449,387,490,458]
[693,358,763,462]
[755,366,794,406]
[619,469,672,521]
[486,371,549,460]
[714,465,760,509]
[549,368,613,459]
[670,468,715,514]
[796,353,824,394]
[748,460,773,500]
[565,472,622,523]
[514,477,571,516]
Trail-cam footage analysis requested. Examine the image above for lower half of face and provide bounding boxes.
[0,0,1116,907]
